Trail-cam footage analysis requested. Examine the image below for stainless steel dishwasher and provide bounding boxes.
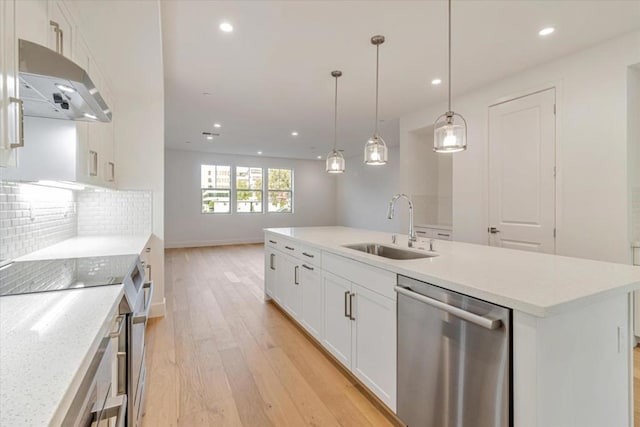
[396,275,511,427]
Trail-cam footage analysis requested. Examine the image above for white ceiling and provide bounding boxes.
[161,0,640,160]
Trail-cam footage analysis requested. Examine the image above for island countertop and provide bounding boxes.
[265,226,640,317]
[0,285,123,427]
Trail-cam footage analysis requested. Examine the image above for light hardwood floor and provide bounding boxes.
[141,244,395,427]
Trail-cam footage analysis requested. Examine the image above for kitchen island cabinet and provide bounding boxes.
[265,226,640,427]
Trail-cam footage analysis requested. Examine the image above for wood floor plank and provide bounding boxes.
[219,347,275,427]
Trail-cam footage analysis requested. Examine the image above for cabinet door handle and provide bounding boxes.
[89,150,98,176]
[270,253,275,270]
[294,265,299,285]
[302,264,314,271]
[8,97,24,148]
[344,291,350,318]
[108,162,115,182]
[349,293,356,321]
[49,20,64,55]
[302,252,314,258]
[285,246,294,251]
[146,263,152,281]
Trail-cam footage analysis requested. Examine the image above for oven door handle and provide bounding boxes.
[132,282,154,324]
[394,286,502,330]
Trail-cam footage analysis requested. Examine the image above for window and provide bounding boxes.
[267,168,293,213]
[236,166,263,213]
[201,165,231,213]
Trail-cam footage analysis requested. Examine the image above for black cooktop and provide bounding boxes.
[0,254,139,297]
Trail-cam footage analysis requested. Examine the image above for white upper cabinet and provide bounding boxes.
[47,0,73,59]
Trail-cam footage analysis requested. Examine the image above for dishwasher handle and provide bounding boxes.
[395,286,502,330]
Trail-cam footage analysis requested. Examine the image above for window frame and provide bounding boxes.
[201,164,232,215]
[235,166,264,214]
[267,168,294,214]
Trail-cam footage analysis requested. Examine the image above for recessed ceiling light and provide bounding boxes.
[213,123,221,128]
[206,135,214,140]
[55,83,76,93]
[317,155,322,159]
[431,78,442,85]
[291,131,299,136]
[538,27,555,36]
[257,151,263,155]
[219,22,233,33]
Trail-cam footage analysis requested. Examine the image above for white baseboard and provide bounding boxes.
[149,298,166,318]
[165,237,264,249]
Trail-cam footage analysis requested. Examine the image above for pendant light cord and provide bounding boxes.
[375,42,380,135]
[448,0,452,113]
[334,75,338,151]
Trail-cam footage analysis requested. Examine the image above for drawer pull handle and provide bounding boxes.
[416,230,427,235]
[302,252,314,258]
[302,264,314,271]
[269,240,277,244]
[437,233,450,237]
[285,246,294,251]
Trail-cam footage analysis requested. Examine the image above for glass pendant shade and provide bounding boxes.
[364,134,388,165]
[326,149,345,173]
[434,112,467,153]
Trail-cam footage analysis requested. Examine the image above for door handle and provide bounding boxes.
[294,265,299,285]
[132,282,154,324]
[344,291,350,318]
[270,253,275,270]
[8,97,24,148]
[50,21,61,54]
[395,286,502,330]
[488,227,500,234]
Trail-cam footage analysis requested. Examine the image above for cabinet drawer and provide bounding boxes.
[323,252,396,300]
[299,245,321,267]
[415,227,453,241]
[634,248,640,266]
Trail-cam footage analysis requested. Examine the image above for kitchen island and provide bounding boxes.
[264,226,640,427]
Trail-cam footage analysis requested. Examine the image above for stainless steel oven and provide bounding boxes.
[129,280,152,427]
[62,315,127,427]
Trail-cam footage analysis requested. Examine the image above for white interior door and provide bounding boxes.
[488,88,556,253]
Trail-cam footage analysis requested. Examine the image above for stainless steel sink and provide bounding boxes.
[343,243,437,260]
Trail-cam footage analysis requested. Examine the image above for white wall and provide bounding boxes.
[401,31,640,263]
[165,149,336,247]
[335,146,402,233]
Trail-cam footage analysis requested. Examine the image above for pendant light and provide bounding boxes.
[364,35,388,165]
[326,70,345,173]
[433,0,467,153]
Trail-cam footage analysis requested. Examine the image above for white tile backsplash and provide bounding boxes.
[77,190,152,236]
[633,188,640,242]
[0,181,77,262]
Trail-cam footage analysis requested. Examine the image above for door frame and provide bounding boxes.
[485,82,562,252]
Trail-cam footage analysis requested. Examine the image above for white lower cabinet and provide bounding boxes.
[279,253,302,320]
[322,272,353,367]
[350,283,396,409]
[300,262,323,341]
[322,272,397,411]
[263,235,396,412]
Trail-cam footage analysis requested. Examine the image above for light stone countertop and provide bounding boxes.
[16,234,151,261]
[266,226,640,317]
[0,285,124,427]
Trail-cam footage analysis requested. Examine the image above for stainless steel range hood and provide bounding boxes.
[18,39,112,123]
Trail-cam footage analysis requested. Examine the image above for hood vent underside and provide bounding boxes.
[18,39,112,123]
